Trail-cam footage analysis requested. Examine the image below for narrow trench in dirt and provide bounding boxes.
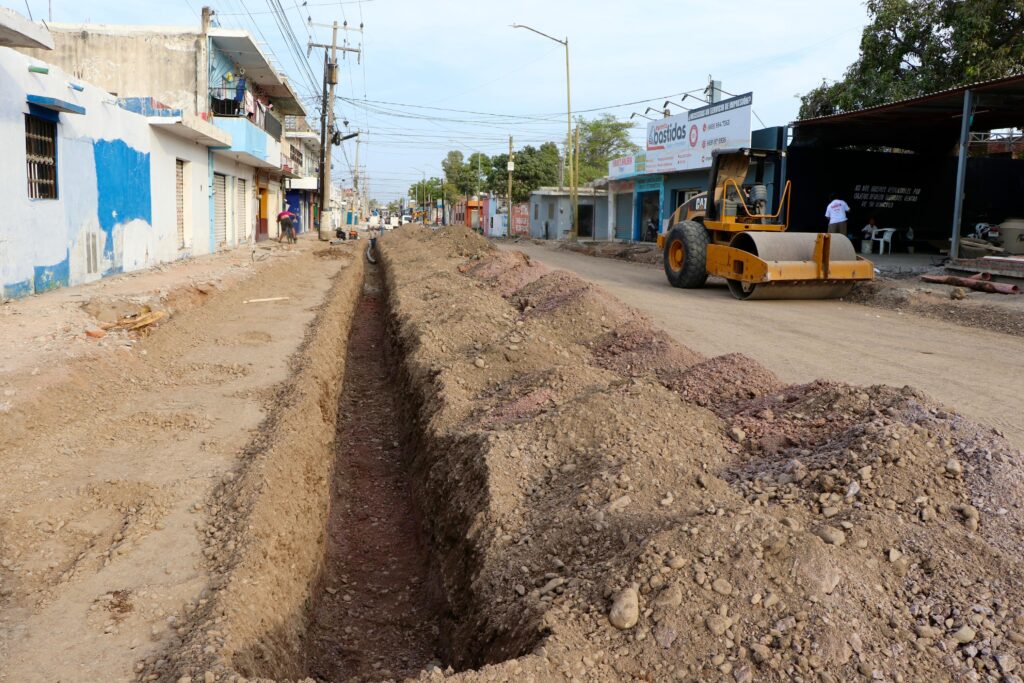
[305,268,447,682]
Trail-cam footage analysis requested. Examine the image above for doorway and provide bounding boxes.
[636,191,660,242]
[258,189,269,241]
[578,204,594,238]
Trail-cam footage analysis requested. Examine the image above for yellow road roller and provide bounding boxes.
[657,148,874,300]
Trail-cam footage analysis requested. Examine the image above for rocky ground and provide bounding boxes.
[0,238,363,682]
[380,227,1024,683]
[2,226,1022,683]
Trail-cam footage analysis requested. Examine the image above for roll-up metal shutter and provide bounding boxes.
[213,173,227,246]
[235,178,247,244]
[614,193,632,241]
[175,160,185,249]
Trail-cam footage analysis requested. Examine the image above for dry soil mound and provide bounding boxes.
[674,352,784,413]
[377,231,1024,683]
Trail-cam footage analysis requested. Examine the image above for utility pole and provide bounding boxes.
[510,25,573,236]
[575,124,581,239]
[353,135,361,220]
[317,48,330,239]
[507,135,514,236]
[309,22,361,236]
[566,37,576,239]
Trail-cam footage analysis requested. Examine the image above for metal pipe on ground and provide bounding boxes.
[921,273,1020,294]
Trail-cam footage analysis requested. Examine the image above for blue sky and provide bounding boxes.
[34,0,871,201]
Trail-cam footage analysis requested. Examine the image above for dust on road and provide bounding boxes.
[501,242,1024,451]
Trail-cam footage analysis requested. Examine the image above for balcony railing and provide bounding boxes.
[209,87,283,140]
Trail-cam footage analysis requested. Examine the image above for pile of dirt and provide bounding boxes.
[431,225,496,258]
[461,250,550,297]
[590,320,704,383]
[559,240,662,266]
[373,229,1024,683]
[673,352,783,414]
[850,278,1024,337]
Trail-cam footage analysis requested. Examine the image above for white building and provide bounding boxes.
[1,8,315,299]
[16,8,310,244]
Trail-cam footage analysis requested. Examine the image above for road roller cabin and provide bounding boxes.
[658,148,875,300]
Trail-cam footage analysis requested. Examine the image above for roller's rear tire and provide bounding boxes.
[663,221,709,288]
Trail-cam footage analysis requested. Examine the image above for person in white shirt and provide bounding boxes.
[824,193,851,236]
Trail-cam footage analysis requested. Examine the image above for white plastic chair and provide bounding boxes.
[872,228,897,255]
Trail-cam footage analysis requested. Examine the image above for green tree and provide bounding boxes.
[799,0,1024,119]
[441,150,485,197]
[573,114,640,184]
[466,152,490,196]
[407,177,444,207]
[484,142,561,203]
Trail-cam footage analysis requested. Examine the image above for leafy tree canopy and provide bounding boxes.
[572,114,641,184]
[799,0,1024,119]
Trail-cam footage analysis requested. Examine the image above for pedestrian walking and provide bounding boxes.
[824,193,851,236]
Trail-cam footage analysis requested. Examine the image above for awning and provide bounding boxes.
[209,29,307,117]
[0,7,53,49]
[27,94,84,115]
[149,113,232,148]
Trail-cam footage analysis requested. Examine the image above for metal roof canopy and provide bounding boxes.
[792,75,1024,258]
[792,75,1024,151]
[209,29,306,117]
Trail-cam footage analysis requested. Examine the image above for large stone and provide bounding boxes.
[951,625,976,644]
[706,614,731,636]
[609,588,639,630]
[814,526,846,546]
[653,583,682,609]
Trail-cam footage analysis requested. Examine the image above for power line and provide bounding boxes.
[216,0,375,15]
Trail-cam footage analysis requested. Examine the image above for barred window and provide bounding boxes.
[25,114,58,199]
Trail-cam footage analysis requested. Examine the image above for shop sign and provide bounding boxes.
[608,93,754,178]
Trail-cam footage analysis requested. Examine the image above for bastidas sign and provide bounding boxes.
[609,92,753,179]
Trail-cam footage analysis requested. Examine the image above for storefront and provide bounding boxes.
[607,92,761,241]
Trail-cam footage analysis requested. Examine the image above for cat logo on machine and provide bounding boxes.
[689,124,698,147]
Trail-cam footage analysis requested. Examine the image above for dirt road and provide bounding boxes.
[0,241,357,682]
[502,242,1024,451]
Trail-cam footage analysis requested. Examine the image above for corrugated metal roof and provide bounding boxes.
[796,73,1024,126]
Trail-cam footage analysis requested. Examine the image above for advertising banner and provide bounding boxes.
[609,93,753,178]
[511,203,530,235]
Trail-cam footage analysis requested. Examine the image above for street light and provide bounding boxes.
[512,23,576,239]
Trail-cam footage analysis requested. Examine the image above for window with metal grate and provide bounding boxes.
[25,114,58,199]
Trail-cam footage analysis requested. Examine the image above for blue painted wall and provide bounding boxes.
[33,251,70,292]
[93,139,152,265]
[285,190,303,233]
[213,117,269,163]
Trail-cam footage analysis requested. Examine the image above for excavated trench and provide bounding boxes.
[161,254,539,683]
[298,263,541,681]
[304,268,449,681]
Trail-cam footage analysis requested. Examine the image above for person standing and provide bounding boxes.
[276,206,297,243]
[824,193,851,236]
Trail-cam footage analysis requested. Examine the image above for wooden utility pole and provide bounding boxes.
[507,135,514,236]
